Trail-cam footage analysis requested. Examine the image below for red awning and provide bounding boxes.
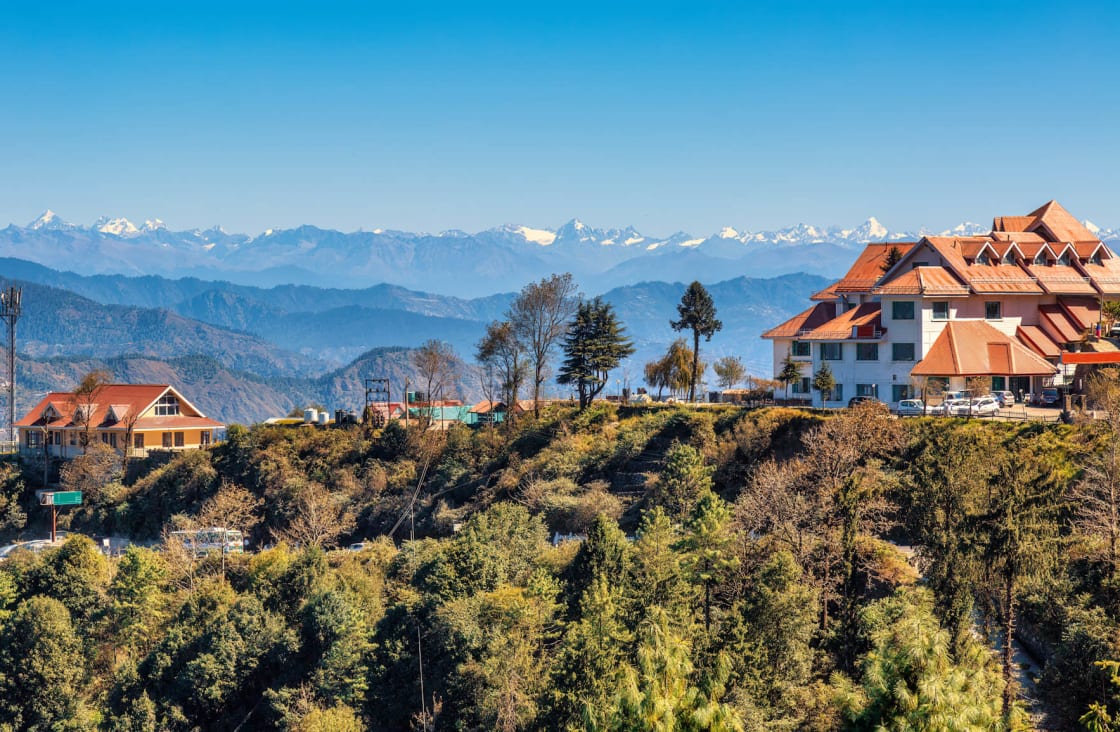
[1061,352,1120,365]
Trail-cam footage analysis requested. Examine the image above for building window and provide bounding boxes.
[892,343,916,361]
[932,301,950,320]
[856,343,879,361]
[1091,253,1103,266]
[820,343,843,360]
[892,301,915,320]
[832,384,843,401]
[27,431,42,449]
[985,301,1002,320]
[991,376,1006,391]
[1058,251,1072,266]
[892,385,914,401]
[1033,252,1048,265]
[976,252,990,265]
[1001,251,1016,265]
[791,341,810,357]
[174,432,185,448]
[154,394,181,416]
[200,430,211,446]
[792,377,810,394]
[162,432,172,448]
[856,383,878,397]
[134,433,145,449]
[69,432,77,446]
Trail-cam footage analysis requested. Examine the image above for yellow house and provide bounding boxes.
[16,384,223,459]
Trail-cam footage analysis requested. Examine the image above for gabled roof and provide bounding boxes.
[993,215,1035,232]
[798,302,883,341]
[911,321,1058,377]
[1026,200,1099,243]
[831,243,917,294]
[809,281,840,301]
[16,384,222,429]
[761,302,838,339]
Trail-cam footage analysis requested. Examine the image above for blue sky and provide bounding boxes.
[1,1,1118,235]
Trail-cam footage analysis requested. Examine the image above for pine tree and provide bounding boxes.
[812,361,836,405]
[557,297,635,410]
[670,281,722,402]
[776,350,803,400]
[880,245,904,274]
[676,489,739,635]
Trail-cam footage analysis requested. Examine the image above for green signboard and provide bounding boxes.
[51,491,82,506]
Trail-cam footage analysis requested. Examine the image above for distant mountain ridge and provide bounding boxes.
[11,209,1106,296]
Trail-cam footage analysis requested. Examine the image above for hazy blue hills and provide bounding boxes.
[0,256,830,422]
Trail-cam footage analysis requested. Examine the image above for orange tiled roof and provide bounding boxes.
[831,243,917,293]
[994,216,1034,232]
[874,266,969,295]
[1058,296,1099,331]
[911,321,1058,377]
[961,263,1044,294]
[1016,326,1062,358]
[1039,304,1084,343]
[1027,200,1099,243]
[16,384,221,429]
[799,302,883,341]
[761,302,837,339]
[1083,257,1120,295]
[809,281,840,301]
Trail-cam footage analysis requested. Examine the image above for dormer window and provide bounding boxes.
[41,404,61,421]
[1058,252,1072,266]
[154,394,180,416]
[1033,252,1048,266]
[1091,253,1103,266]
[976,252,990,265]
[1001,251,1016,265]
[73,404,96,424]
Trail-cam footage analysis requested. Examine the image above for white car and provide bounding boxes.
[940,399,970,416]
[948,397,999,417]
[896,399,927,416]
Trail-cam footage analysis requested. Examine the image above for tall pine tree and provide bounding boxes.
[557,297,635,410]
[670,281,722,402]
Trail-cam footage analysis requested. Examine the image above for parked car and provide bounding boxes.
[848,396,879,408]
[1040,388,1061,407]
[1110,323,1120,338]
[896,399,927,416]
[970,397,1001,416]
[945,398,972,416]
[992,390,1015,407]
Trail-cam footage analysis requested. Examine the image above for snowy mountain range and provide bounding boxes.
[8,210,1119,298]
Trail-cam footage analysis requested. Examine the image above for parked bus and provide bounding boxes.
[167,527,245,556]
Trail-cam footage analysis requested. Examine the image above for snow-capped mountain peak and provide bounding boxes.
[95,216,140,236]
[718,226,740,239]
[141,219,166,232]
[27,209,76,231]
[1085,219,1102,236]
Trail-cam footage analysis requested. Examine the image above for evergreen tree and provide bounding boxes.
[676,489,739,635]
[110,545,169,658]
[670,281,723,402]
[776,351,802,400]
[654,443,714,519]
[557,297,635,410]
[812,361,836,405]
[880,245,904,274]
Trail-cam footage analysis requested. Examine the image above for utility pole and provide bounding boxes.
[0,287,21,445]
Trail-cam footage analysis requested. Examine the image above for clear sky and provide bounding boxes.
[2,1,1118,235]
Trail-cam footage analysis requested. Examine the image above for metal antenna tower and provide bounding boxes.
[0,287,21,443]
[364,377,390,428]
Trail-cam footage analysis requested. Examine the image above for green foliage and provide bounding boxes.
[110,546,169,656]
[834,587,1007,731]
[0,596,87,730]
[670,281,723,402]
[654,442,713,518]
[558,297,635,410]
[712,356,747,391]
[811,361,836,402]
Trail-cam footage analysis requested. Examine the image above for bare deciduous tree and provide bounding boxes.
[508,273,579,416]
[276,482,357,549]
[68,369,112,453]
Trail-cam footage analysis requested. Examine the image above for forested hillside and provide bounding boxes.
[3,392,1120,730]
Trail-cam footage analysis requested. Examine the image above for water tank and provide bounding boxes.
[318,411,328,426]
[304,408,318,423]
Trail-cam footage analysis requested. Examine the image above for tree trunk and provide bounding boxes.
[1002,575,1016,719]
[691,331,701,402]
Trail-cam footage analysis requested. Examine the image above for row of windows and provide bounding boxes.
[25,430,211,450]
[892,300,1002,321]
[817,342,915,361]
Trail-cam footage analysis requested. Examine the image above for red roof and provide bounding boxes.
[912,321,1058,377]
[874,266,969,296]
[831,243,917,294]
[798,302,883,341]
[16,384,221,430]
[761,302,837,339]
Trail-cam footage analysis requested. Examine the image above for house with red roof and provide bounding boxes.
[763,201,1114,406]
[16,384,223,459]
